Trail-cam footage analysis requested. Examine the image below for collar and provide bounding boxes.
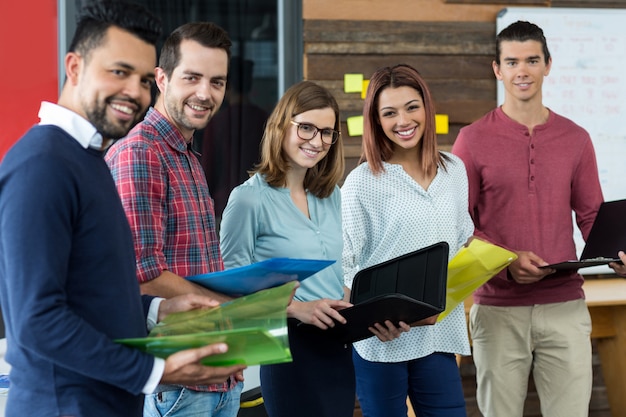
[144,107,190,154]
[38,101,106,150]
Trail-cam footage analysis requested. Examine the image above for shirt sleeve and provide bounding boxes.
[106,143,169,282]
[220,185,259,269]
[451,156,476,250]
[452,130,499,247]
[142,358,165,394]
[340,175,368,289]
[146,297,164,332]
[571,136,604,240]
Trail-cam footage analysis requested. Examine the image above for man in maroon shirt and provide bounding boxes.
[452,21,603,417]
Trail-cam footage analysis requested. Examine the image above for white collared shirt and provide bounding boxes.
[38,101,107,150]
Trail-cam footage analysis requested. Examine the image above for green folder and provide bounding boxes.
[117,281,296,366]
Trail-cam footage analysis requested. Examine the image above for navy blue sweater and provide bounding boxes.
[0,126,154,417]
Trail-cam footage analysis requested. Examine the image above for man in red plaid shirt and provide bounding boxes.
[106,22,243,417]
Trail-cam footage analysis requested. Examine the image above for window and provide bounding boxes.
[60,0,302,218]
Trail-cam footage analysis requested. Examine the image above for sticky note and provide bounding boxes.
[344,74,364,93]
[435,114,449,135]
[361,80,370,99]
[347,115,364,137]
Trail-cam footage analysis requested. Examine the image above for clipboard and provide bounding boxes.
[328,242,449,343]
[540,199,626,270]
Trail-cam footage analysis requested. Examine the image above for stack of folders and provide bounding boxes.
[117,258,336,366]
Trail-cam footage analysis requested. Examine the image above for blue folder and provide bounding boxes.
[186,258,336,296]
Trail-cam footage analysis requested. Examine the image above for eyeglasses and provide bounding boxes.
[290,120,340,145]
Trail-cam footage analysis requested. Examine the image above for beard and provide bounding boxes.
[164,93,215,133]
[85,97,145,140]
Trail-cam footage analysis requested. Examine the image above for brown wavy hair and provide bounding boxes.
[253,81,345,199]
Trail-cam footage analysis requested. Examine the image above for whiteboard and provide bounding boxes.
[497,8,626,274]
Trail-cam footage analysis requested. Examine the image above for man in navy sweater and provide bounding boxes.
[0,2,245,416]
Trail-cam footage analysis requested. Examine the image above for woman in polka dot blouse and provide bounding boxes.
[341,64,474,417]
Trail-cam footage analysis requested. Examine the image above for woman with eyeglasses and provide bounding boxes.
[341,64,474,416]
[220,81,355,417]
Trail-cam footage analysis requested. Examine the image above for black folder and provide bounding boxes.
[328,242,449,343]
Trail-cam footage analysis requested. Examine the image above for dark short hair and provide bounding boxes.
[158,22,232,79]
[496,20,551,65]
[68,0,161,59]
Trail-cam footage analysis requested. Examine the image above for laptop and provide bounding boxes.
[326,241,449,343]
[540,199,626,270]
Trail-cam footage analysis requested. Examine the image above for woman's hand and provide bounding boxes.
[368,320,411,342]
[287,299,352,330]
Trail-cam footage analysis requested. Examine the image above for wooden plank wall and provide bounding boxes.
[303,20,496,176]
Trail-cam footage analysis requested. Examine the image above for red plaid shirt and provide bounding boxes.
[106,108,233,392]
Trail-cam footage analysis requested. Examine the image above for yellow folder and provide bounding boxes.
[437,239,517,322]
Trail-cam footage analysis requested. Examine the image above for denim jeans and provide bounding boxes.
[144,382,244,417]
[353,350,466,417]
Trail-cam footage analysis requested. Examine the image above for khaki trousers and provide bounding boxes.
[470,299,592,417]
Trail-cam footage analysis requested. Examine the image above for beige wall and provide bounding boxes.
[303,0,505,22]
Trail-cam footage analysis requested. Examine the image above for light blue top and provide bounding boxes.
[342,153,474,362]
[220,173,345,302]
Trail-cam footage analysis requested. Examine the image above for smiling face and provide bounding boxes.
[494,39,552,106]
[377,85,426,155]
[282,107,335,173]
[155,39,228,140]
[71,26,156,139]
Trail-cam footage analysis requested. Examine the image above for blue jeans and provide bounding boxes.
[353,350,466,417]
[143,383,243,417]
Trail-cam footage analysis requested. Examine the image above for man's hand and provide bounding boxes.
[508,251,555,284]
[141,270,233,303]
[157,293,220,323]
[160,343,247,386]
[609,251,626,277]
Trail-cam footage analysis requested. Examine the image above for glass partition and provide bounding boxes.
[61,0,302,218]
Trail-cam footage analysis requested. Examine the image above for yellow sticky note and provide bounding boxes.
[346,115,364,137]
[435,114,449,134]
[344,73,364,93]
[361,80,370,99]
